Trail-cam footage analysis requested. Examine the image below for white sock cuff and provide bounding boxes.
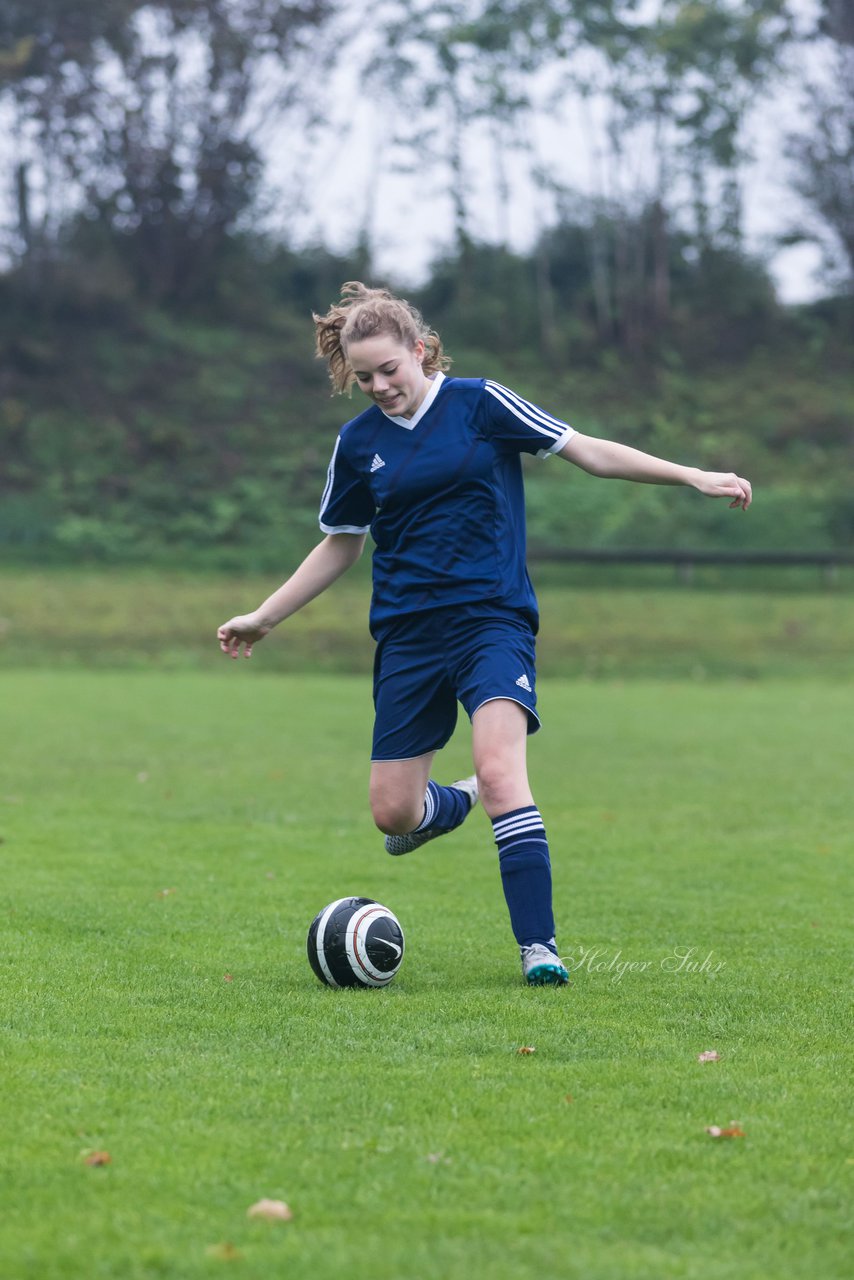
[414,781,438,832]
[492,807,544,843]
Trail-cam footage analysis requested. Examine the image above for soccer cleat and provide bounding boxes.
[384,775,479,856]
[521,942,569,986]
[448,774,479,811]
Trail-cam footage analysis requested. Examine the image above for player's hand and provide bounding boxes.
[693,471,752,510]
[217,614,270,659]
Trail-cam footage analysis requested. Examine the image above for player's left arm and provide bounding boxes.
[558,434,752,510]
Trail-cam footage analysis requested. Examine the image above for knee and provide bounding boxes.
[476,759,512,815]
[475,757,532,819]
[370,789,422,835]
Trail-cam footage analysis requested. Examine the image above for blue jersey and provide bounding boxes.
[318,373,574,636]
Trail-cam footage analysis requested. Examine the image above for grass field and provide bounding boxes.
[2,664,851,1280]
[2,565,854,678]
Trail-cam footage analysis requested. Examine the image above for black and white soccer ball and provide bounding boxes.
[306,897,405,988]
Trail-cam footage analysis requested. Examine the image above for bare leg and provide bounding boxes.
[471,699,533,817]
[370,753,435,834]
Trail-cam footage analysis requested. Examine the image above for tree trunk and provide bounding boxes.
[535,237,559,365]
[15,161,39,294]
[650,197,670,328]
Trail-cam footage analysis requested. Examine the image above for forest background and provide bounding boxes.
[1,0,852,572]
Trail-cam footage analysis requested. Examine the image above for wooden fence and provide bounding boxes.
[528,547,854,585]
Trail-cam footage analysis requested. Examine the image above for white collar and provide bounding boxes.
[381,371,446,430]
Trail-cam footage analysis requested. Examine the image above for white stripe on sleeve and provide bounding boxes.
[485,381,575,455]
[319,521,372,534]
[319,435,342,516]
[318,436,372,534]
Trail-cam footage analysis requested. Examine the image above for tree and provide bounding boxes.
[0,1,145,283]
[0,1,336,303]
[820,0,854,46]
[365,2,792,354]
[786,0,854,290]
[531,1,792,350]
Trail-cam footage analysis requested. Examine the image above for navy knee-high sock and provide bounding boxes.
[413,780,471,835]
[492,806,557,951]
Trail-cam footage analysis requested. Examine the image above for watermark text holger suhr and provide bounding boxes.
[560,945,726,984]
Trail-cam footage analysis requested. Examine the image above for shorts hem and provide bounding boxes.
[370,748,446,764]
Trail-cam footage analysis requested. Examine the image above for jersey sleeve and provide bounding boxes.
[482,380,575,458]
[318,435,375,534]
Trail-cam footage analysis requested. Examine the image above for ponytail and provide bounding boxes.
[312,300,351,396]
[313,281,451,394]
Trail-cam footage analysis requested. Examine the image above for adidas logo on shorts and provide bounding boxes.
[515,673,532,692]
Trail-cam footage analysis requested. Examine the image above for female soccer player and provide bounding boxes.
[217,282,751,986]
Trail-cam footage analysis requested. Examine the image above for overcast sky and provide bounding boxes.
[1,1,838,302]
[261,0,836,303]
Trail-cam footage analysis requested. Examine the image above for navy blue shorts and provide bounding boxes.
[371,605,540,762]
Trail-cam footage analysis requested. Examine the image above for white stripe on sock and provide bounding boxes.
[494,816,545,835]
[415,782,437,833]
[492,810,544,841]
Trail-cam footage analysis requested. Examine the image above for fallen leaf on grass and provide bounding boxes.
[706,1125,745,1139]
[83,1150,112,1166]
[247,1199,293,1222]
[424,1152,451,1165]
[223,973,233,983]
[697,1050,721,1063]
[155,888,177,898]
[205,1242,242,1261]
[516,1046,536,1055]
[563,1094,574,1104]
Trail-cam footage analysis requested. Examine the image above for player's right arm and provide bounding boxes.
[217,532,366,659]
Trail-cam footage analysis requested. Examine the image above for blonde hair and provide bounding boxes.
[313,281,451,394]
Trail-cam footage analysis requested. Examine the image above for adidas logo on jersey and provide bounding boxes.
[515,673,532,692]
[370,454,386,472]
